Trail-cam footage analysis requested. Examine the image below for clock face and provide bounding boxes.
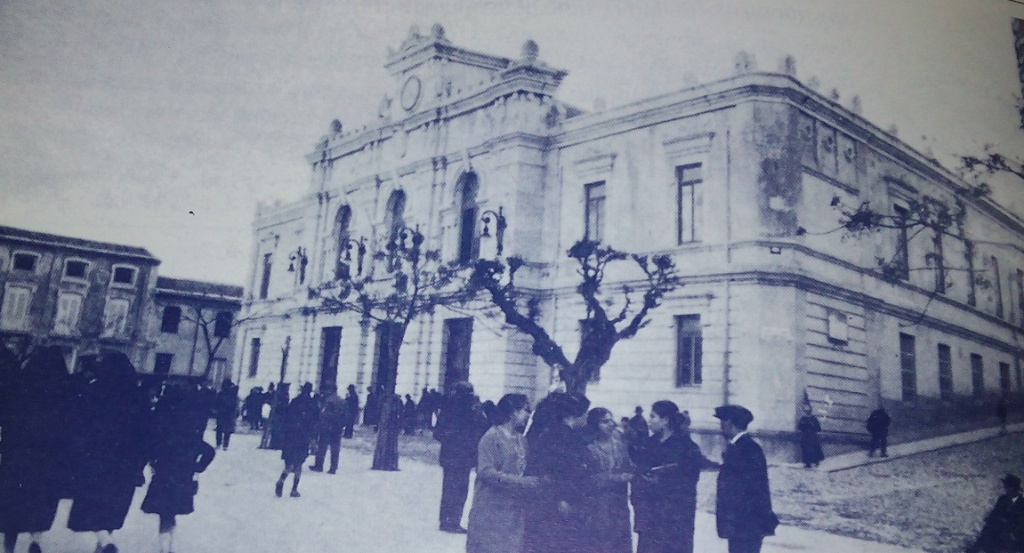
[401,76,421,112]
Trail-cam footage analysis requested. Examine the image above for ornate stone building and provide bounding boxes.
[237,25,1024,453]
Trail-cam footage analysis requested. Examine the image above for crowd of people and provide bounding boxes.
[0,346,217,553]
[427,382,778,553]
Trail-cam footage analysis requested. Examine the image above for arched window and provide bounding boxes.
[456,172,480,263]
[384,190,407,242]
[334,206,352,280]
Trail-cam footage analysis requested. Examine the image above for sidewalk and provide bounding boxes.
[788,422,1024,473]
[19,431,925,553]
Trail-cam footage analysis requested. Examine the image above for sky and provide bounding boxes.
[1,0,1023,285]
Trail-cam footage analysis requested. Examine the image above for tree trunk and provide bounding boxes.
[372,393,401,470]
[371,323,405,471]
[563,369,589,396]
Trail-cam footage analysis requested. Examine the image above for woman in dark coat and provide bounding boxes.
[275,383,317,498]
[630,400,717,553]
[0,346,71,553]
[797,405,825,468]
[522,392,591,553]
[582,408,634,553]
[67,351,151,553]
[141,382,216,553]
[214,379,239,450]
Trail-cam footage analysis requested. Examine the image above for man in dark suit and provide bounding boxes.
[966,473,1024,553]
[714,405,779,553]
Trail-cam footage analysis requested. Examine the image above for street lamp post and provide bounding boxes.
[480,207,506,257]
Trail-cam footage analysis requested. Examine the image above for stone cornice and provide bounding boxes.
[553,72,1024,236]
[384,39,511,76]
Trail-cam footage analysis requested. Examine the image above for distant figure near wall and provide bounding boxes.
[866,407,891,458]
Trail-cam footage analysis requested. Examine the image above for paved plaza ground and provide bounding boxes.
[35,425,1024,553]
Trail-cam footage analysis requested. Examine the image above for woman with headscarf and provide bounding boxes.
[466,394,538,553]
[630,400,717,553]
[0,346,71,553]
[67,351,151,553]
[522,392,591,553]
[581,408,634,553]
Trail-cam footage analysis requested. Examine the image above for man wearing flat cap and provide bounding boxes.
[966,473,1024,553]
[714,405,778,553]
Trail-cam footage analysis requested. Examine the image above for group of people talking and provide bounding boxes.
[463,391,778,553]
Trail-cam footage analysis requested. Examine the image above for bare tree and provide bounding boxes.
[469,239,681,394]
[181,308,265,383]
[312,228,469,470]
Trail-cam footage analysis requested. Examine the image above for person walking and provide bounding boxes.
[523,392,592,553]
[309,384,346,474]
[966,473,1024,553]
[866,406,891,458]
[996,397,1009,434]
[434,382,488,533]
[343,384,360,439]
[275,383,318,497]
[214,378,239,450]
[582,408,634,553]
[714,404,778,553]
[403,394,419,435]
[141,382,217,553]
[66,351,151,553]
[631,401,717,553]
[0,346,72,553]
[797,404,825,468]
[364,386,379,427]
[243,386,264,431]
[466,394,538,553]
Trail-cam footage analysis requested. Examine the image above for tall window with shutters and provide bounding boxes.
[584,181,606,243]
[102,298,131,338]
[53,292,83,335]
[676,163,702,244]
[675,315,703,387]
[0,285,32,330]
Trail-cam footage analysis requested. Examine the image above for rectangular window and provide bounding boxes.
[101,298,130,337]
[154,353,173,376]
[161,306,181,334]
[933,232,945,294]
[938,343,953,400]
[12,252,38,272]
[458,206,479,264]
[247,338,261,378]
[584,181,606,242]
[53,292,83,335]
[111,266,137,286]
[675,315,703,387]
[259,254,272,300]
[971,353,984,399]
[64,260,88,279]
[899,333,916,401]
[0,285,33,330]
[892,205,910,281]
[676,163,702,244]
[1017,269,1024,328]
[992,256,1004,319]
[1000,362,1011,394]
[214,311,232,338]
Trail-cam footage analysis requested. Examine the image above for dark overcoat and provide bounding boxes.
[797,415,825,465]
[631,432,710,552]
[0,348,70,534]
[434,397,487,469]
[141,439,216,516]
[280,393,318,465]
[525,422,591,553]
[716,434,779,541]
[67,356,151,532]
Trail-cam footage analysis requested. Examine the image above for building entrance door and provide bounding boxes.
[441,318,472,392]
[320,327,342,392]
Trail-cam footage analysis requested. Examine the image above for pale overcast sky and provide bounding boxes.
[1,0,1022,284]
